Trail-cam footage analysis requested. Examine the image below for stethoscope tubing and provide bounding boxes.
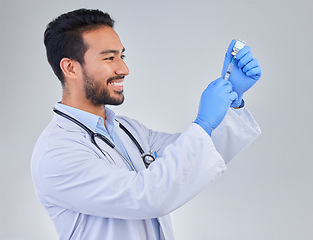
[53,108,154,170]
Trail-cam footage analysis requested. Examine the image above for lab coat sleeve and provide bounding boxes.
[31,123,226,220]
[116,116,181,158]
[211,107,261,163]
[118,106,260,164]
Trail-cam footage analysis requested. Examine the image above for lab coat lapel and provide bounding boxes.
[102,145,132,170]
[158,215,175,240]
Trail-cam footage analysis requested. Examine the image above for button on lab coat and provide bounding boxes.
[31,105,261,240]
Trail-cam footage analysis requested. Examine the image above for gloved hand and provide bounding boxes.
[194,78,238,136]
[221,39,262,107]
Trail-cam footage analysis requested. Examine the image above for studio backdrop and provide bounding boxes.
[1,0,312,239]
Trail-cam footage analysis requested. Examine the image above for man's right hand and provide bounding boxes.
[194,78,237,136]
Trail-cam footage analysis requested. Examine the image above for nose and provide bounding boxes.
[116,58,129,76]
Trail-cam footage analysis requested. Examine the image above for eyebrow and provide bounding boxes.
[99,47,125,55]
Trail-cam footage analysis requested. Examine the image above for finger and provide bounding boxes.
[228,91,238,101]
[214,79,233,94]
[224,79,233,88]
[235,46,251,60]
[207,77,223,89]
[214,77,225,85]
[238,52,254,69]
[223,82,233,93]
[243,59,259,73]
[246,66,262,80]
[214,77,227,85]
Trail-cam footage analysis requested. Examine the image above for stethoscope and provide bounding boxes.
[53,108,155,170]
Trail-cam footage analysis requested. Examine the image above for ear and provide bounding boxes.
[60,58,80,79]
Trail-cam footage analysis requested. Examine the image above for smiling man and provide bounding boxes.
[59,24,128,119]
[31,8,262,240]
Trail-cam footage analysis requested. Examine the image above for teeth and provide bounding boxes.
[110,82,123,86]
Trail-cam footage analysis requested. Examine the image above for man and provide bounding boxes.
[31,8,262,240]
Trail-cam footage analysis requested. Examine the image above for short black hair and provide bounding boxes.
[44,8,115,85]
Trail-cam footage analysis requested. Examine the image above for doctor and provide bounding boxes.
[31,8,262,240]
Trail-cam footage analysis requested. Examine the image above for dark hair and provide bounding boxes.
[44,8,115,85]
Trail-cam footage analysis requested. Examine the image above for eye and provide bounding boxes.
[104,56,115,61]
[121,54,126,60]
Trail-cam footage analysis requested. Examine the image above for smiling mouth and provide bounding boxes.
[107,75,125,88]
[109,80,124,93]
[109,81,123,87]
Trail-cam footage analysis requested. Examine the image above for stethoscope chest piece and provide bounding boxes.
[142,154,155,168]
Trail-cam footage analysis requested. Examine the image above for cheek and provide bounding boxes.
[85,59,113,75]
[93,65,115,83]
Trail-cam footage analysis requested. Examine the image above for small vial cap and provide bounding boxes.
[231,39,246,56]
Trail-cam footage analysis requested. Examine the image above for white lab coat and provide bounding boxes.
[31,105,260,240]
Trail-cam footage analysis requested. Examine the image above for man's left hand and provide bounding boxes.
[221,39,262,107]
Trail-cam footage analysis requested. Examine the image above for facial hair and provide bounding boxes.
[82,68,125,106]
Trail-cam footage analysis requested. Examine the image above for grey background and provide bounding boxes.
[1,0,312,239]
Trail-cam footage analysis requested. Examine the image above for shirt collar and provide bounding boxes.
[55,102,116,132]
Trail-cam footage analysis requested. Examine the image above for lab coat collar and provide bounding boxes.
[54,102,116,133]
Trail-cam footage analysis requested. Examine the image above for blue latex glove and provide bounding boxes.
[194,78,238,136]
[222,39,262,107]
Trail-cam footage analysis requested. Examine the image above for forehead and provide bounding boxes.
[82,26,123,53]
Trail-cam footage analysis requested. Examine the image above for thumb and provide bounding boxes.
[226,39,236,58]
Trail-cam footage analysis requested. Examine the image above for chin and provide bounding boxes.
[107,95,124,106]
